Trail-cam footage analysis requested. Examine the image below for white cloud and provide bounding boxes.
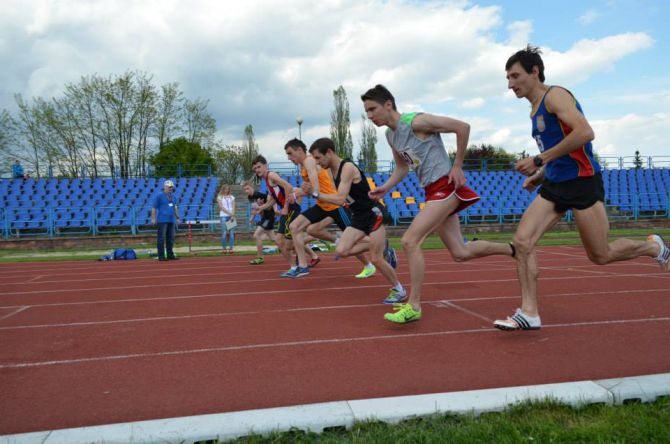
[591,113,670,158]
[461,97,486,109]
[577,9,600,25]
[506,20,533,47]
[0,0,660,165]
[545,33,654,85]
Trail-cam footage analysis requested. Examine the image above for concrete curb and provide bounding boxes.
[2,373,669,444]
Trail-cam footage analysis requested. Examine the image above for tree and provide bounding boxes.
[213,144,245,185]
[633,150,643,169]
[5,71,217,178]
[184,98,216,148]
[357,113,378,172]
[240,124,260,180]
[330,85,354,159]
[155,83,184,149]
[0,110,14,175]
[447,143,516,170]
[149,137,214,177]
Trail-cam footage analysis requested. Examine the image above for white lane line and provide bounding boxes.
[0,256,598,286]
[1,280,668,313]
[561,268,618,276]
[1,287,668,330]
[2,316,669,370]
[2,269,667,297]
[542,250,589,259]
[431,301,493,323]
[0,246,632,278]
[0,306,29,321]
[0,303,382,330]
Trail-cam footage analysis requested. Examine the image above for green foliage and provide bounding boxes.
[634,150,644,169]
[357,113,378,172]
[240,124,260,179]
[149,137,214,177]
[330,85,354,159]
[227,397,670,444]
[5,71,217,178]
[213,145,246,185]
[448,144,517,170]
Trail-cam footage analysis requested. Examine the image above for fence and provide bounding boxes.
[383,192,670,226]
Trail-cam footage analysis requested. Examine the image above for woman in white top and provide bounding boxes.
[217,185,236,253]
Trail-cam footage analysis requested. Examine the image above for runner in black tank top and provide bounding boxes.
[305,138,407,305]
[334,159,375,214]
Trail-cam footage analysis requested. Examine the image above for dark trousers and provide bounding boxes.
[157,222,176,259]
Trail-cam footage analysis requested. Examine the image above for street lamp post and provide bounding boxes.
[296,116,303,140]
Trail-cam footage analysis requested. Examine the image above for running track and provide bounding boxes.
[1,246,669,435]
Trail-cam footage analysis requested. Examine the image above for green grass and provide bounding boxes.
[0,227,668,262]
[222,398,670,444]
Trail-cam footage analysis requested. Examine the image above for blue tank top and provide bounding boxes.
[532,86,601,183]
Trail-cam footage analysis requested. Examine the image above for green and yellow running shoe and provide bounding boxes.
[384,303,421,324]
[383,287,407,304]
[249,257,264,265]
[355,265,376,278]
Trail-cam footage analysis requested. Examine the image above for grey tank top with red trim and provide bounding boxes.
[385,112,452,187]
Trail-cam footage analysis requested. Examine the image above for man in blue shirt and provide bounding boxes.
[495,45,669,331]
[151,179,181,261]
[12,160,24,179]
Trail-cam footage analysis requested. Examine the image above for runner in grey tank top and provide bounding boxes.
[385,112,452,187]
[361,84,515,325]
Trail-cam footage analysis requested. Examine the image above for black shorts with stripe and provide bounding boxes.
[258,216,275,230]
[277,203,302,239]
[301,205,351,231]
[350,203,391,235]
[539,172,605,213]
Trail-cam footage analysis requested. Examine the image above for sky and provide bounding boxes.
[1,0,668,165]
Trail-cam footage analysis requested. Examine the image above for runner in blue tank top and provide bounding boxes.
[494,45,669,332]
[361,85,516,324]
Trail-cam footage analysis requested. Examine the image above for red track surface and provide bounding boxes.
[1,246,669,435]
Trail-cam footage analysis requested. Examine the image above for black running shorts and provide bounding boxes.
[539,172,605,213]
[277,203,301,239]
[300,205,351,231]
[350,203,391,235]
[258,216,275,230]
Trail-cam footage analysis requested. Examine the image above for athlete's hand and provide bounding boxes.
[515,157,536,176]
[301,182,313,195]
[522,170,543,192]
[368,185,388,200]
[447,165,466,189]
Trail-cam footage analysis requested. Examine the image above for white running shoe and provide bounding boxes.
[648,234,670,272]
[494,308,541,331]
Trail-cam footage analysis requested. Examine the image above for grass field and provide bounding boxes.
[226,398,670,444]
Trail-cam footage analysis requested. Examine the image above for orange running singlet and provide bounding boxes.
[300,156,339,212]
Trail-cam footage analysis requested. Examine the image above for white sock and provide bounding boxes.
[290,265,297,271]
[393,283,404,293]
[366,262,374,269]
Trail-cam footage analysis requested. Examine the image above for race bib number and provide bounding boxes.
[399,148,421,170]
[534,135,545,152]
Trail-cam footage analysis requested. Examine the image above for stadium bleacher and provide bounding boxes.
[1,168,669,237]
[0,177,218,237]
